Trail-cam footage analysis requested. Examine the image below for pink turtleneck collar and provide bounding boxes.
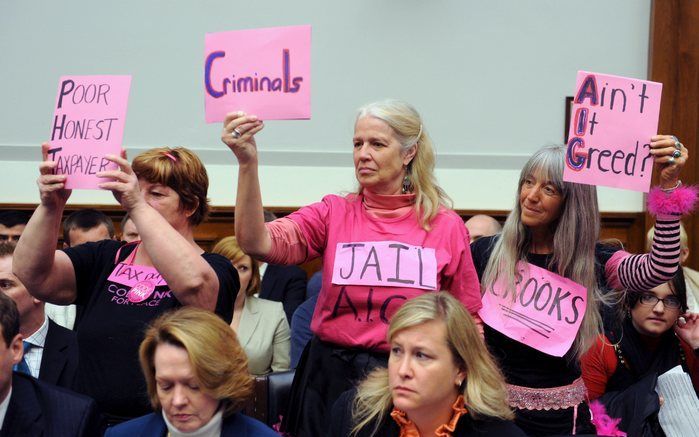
[361,189,416,219]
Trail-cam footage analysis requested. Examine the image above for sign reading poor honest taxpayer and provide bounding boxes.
[48,75,131,190]
[563,71,662,192]
[204,25,311,122]
[478,262,587,357]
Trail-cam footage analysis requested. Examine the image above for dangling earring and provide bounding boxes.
[402,166,413,194]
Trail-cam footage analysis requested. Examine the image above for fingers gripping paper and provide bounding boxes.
[478,262,587,357]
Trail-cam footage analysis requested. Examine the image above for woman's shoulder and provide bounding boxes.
[105,413,164,436]
[249,295,285,314]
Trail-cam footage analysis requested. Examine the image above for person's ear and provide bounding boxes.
[680,247,690,264]
[455,369,467,389]
[9,334,23,366]
[402,145,417,167]
[182,198,200,219]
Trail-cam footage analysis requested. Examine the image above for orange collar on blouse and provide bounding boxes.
[390,395,468,437]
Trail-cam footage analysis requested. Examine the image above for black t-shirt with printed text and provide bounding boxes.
[64,239,238,422]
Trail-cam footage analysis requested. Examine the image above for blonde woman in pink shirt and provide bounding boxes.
[221,100,481,437]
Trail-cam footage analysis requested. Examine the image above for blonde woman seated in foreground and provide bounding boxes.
[329,292,525,437]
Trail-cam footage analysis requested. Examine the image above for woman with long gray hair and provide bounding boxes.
[471,137,693,435]
[221,100,481,436]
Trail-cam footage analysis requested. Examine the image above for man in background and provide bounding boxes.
[0,211,30,243]
[62,209,115,248]
[0,243,78,390]
[0,293,102,436]
[120,213,140,243]
[464,214,502,243]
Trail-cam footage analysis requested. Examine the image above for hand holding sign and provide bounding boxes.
[220,111,265,165]
[97,153,146,212]
[650,134,688,189]
[37,142,72,209]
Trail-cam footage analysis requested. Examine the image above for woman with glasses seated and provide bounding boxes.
[581,269,699,436]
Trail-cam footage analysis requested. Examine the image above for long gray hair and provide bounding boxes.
[481,145,605,358]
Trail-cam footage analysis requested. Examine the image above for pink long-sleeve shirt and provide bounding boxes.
[264,192,481,351]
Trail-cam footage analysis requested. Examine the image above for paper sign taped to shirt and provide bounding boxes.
[48,75,131,190]
[563,70,662,192]
[204,25,311,122]
[108,263,168,288]
[331,241,437,290]
[478,262,587,357]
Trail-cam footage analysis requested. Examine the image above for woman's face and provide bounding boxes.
[140,180,190,231]
[353,116,416,195]
[232,255,253,294]
[631,282,682,337]
[154,343,219,432]
[519,170,564,231]
[388,320,465,419]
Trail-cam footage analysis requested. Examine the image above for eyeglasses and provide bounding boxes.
[638,293,682,310]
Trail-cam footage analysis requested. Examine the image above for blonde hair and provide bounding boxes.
[132,147,210,226]
[481,145,606,359]
[211,236,260,296]
[356,100,450,230]
[139,307,253,417]
[351,293,513,436]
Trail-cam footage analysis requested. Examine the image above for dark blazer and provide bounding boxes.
[260,264,307,323]
[105,411,278,437]
[329,390,527,437]
[0,372,103,437]
[40,318,79,389]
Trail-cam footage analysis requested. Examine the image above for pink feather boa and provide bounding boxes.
[647,184,699,216]
[589,400,626,436]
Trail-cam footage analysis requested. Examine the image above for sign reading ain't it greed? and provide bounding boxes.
[563,70,662,192]
[478,262,587,357]
[48,75,131,190]
[204,25,311,122]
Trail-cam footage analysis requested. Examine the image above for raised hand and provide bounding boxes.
[96,154,146,212]
[650,134,688,189]
[37,142,72,209]
[220,111,264,165]
[675,312,699,349]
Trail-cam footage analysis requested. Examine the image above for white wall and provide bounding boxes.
[0,0,651,211]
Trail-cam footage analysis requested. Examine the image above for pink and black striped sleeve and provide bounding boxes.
[605,213,680,291]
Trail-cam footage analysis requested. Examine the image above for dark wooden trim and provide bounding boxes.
[649,0,699,268]
[1,203,648,273]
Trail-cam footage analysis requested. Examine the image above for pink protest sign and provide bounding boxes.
[563,71,662,192]
[478,262,587,357]
[48,75,131,190]
[204,25,311,122]
[331,241,438,290]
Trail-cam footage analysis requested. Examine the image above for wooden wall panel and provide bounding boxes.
[2,203,647,277]
[650,0,699,268]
